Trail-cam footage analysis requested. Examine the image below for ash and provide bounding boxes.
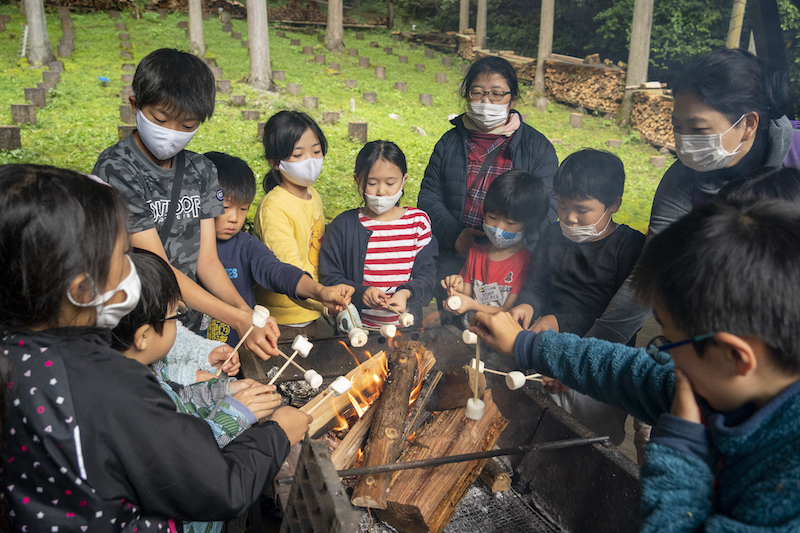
[270,368,322,407]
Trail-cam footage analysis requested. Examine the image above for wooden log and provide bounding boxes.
[210,66,222,79]
[322,111,340,125]
[427,365,486,411]
[374,66,385,79]
[349,48,358,56]
[118,124,136,140]
[330,404,377,469]
[384,47,393,54]
[348,121,368,144]
[303,45,313,55]
[257,121,266,139]
[276,31,286,38]
[157,8,167,18]
[419,93,432,106]
[442,56,452,66]
[410,43,418,49]
[315,54,326,64]
[241,40,249,48]
[121,73,133,83]
[394,81,406,92]
[177,21,188,28]
[399,55,408,63]
[120,51,132,60]
[329,62,340,70]
[61,28,75,41]
[57,44,72,58]
[570,113,583,128]
[60,18,73,30]
[287,83,302,95]
[363,92,377,103]
[291,38,301,46]
[375,390,507,533]
[48,61,63,73]
[231,31,242,40]
[24,87,46,108]
[303,96,318,109]
[345,79,357,88]
[118,33,130,42]
[272,70,285,80]
[42,71,60,86]
[650,155,666,168]
[425,48,434,58]
[356,31,364,39]
[222,23,232,32]
[217,79,232,94]
[122,63,135,72]
[11,104,36,125]
[359,56,370,68]
[120,41,132,50]
[58,6,71,18]
[109,10,120,18]
[231,95,246,106]
[435,73,447,83]
[242,110,260,121]
[119,104,135,124]
[415,63,425,72]
[305,26,315,35]
[0,126,21,151]
[351,341,423,509]
[607,139,622,149]
[478,458,511,492]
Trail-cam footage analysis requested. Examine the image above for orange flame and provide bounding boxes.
[333,411,349,431]
[408,345,425,405]
[347,392,365,417]
[338,340,361,366]
[388,330,403,349]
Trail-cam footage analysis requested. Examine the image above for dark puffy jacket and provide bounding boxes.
[418,110,559,254]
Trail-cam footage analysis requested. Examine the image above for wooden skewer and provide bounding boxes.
[276,348,308,373]
[305,390,331,415]
[526,373,542,380]
[482,368,507,376]
[472,341,481,402]
[268,350,300,385]
[384,306,402,315]
[216,324,254,377]
[347,306,357,327]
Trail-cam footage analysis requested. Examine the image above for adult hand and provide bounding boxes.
[469,311,523,356]
[231,380,282,420]
[208,345,240,376]
[270,406,313,446]
[509,304,534,329]
[670,369,702,424]
[455,228,484,258]
[530,314,559,334]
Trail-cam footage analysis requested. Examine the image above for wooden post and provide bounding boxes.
[315,54,326,64]
[122,63,135,72]
[570,113,583,128]
[217,79,232,93]
[157,8,167,19]
[345,79,357,88]
[241,40,249,47]
[435,73,447,83]
[115,22,127,31]
[48,60,63,72]
[363,91,377,103]
[277,31,286,38]
[0,126,21,151]
[120,51,132,60]
[727,0,747,49]
[303,96,318,109]
[231,95,246,106]
[231,31,241,40]
[109,10,119,18]
[118,32,130,40]
[325,0,345,52]
[394,81,406,91]
[419,93,433,106]
[121,86,134,104]
[322,111,340,124]
[650,155,666,168]
[257,121,266,139]
[350,341,422,509]
[374,66,385,79]
[210,66,222,79]
[57,43,72,58]
[415,63,425,72]
[287,83,302,94]
[607,139,622,149]
[242,110,260,120]
[329,62,340,70]
[459,0,469,33]
[424,48,434,58]
[303,45,313,55]
[535,96,548,112]
[356,32,364,40]
[290,38,302,46]
[120,41,132,50]
[42,71,60,86]
[24,87,46,108]
[349,48,358,56]
[619,0,654,125]
[534,0,554,95]
[177,21,188,28]
[119,104,135,124]
[387,0,393,29]
[398,55,408,63]
[348,122,368,144]
[476,0,487,48]
[383,47,392,54]
[272,70,285,80]
[118,124,136,140]
[442,56,452,66]
[305,26,315,35]
[359,56,370,68]
[222,23,232,32]
[121,73,133,83]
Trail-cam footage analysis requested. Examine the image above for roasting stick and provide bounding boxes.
[473,341,481,401]
[216,305,271,377]
[461,330,484,419]
[305,376,353,416]
[267,336,314,385]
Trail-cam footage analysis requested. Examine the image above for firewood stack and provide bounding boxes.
[542,61,625,113]
[631,92,675,148]
[45,0,132,9]
[456,34,475,61]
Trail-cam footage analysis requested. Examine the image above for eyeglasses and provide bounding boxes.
[467,89,512,103]
[158,304,190,324]
[645,333,716,365]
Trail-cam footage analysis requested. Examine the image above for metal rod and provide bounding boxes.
[278,435,609,484]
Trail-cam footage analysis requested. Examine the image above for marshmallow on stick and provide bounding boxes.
[349,327,368,347]
[267,336,314,385]
[216,306,270,377]
[306,376,353,415]
[462,329,483,419]
[380,324,397,338]
[446,295,462,311]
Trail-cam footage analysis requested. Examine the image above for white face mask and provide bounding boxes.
[66,256,142,329]
[135,111,197,161]
[559,210,611,244]
[674,114,746,172]
[279,156,324,188]
[363,176,406,216]
[466,102,509,130]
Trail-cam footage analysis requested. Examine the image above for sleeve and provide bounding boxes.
[196,155,224,220]
[242,234,306,299]
[93,152,156,234]
[418,135,465,252]
[615,229,646,289]
[319,213,371,310]
[514,329,674,425]
[163,323,222,385]
[398,213,439,309]
[509,251,530,294]
[255,199,305,270]
[516,225,555,314]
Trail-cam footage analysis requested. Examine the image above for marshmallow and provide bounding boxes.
[252,305,271,328]
[304,369,323,389]
[380,325,397,338]
[329,376,352,396]
[505,371,526,390]
[349,327,368,347]
[291,335,313,358]
[465,398,485,420]
[399,312,414,327]
[446,295,462,311]
[462,329,478,345]
[469,358,485,373]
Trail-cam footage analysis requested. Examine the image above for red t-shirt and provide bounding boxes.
[459,244,530,307]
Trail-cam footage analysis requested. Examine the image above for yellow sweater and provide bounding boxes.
[254,186,325,325]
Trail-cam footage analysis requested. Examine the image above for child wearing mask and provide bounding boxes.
[320,140,438,328]
[93,48,280,362]
[254,111,329,338]
[511,149,645,445]
[440,170,549,321]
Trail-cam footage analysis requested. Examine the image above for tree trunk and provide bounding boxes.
[619,0,653,126]
[25,0,54,66]
[727,0,747,49]
[325,0,344,52]
[387,1,393,30]
[476,0,486,48]
[534,0,554,95]
[188,0,206,56]
[247,0,275,91]
[459,0,469,33]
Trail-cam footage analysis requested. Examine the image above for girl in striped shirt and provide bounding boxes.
[320,141,438,329]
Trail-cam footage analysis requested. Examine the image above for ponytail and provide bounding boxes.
[262,168,282,194]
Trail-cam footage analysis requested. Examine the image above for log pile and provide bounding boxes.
[632,91,675,148]
[45,0,132,10]
[541,60,625,113]
[268,0,355,24]
[150,0,245,17]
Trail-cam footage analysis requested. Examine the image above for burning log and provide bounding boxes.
[331,405,377,470]
[351,340,423,509]
[427,365,486,411]
[375,390,507,533]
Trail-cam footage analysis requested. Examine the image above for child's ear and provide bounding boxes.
[609,197,622,214]
[132,324,153,352]
[129,96,138,113]
[67,274,93,305]
[714,332,758,376]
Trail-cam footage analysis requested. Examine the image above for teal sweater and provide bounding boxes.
[515,329,800,532]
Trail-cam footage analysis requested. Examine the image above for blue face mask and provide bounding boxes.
[483,222,524,249]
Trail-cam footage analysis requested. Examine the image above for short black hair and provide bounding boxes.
[203,151,256,205]
[553,149,625,208]
[718,167,800,204]
[133,48,216,122]
[673,48,790,132]
[483,169,549,231]
[111,249,181,352]
[353,140,407,203]
[460,56,519,103]
[632,200,800,373]
[261,110,327,193]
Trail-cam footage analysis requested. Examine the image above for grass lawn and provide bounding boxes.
[0,5,672,233]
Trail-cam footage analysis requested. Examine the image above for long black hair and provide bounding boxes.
[261,111,327,193]
[353,140,408,204]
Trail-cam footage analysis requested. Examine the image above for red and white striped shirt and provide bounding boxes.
[359,207,433,327]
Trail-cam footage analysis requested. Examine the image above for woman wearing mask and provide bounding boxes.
[418,56,558,317]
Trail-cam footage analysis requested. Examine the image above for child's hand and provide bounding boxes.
[530,314,559,334]
[469,311,523,355]
[363,287,387,309]
[455,228,485,258]
[541,376,570,394]
[195,370,217,382]
[208,345,240,376]
[384,289,410,314]
[317,284,355,316]
[509,304,534,329]
[670,369,702,424]
[239,313,281,361]
[444,291,473,315]
[441,275,464,295]
[231,380,282,420]
[270,406,313,446]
